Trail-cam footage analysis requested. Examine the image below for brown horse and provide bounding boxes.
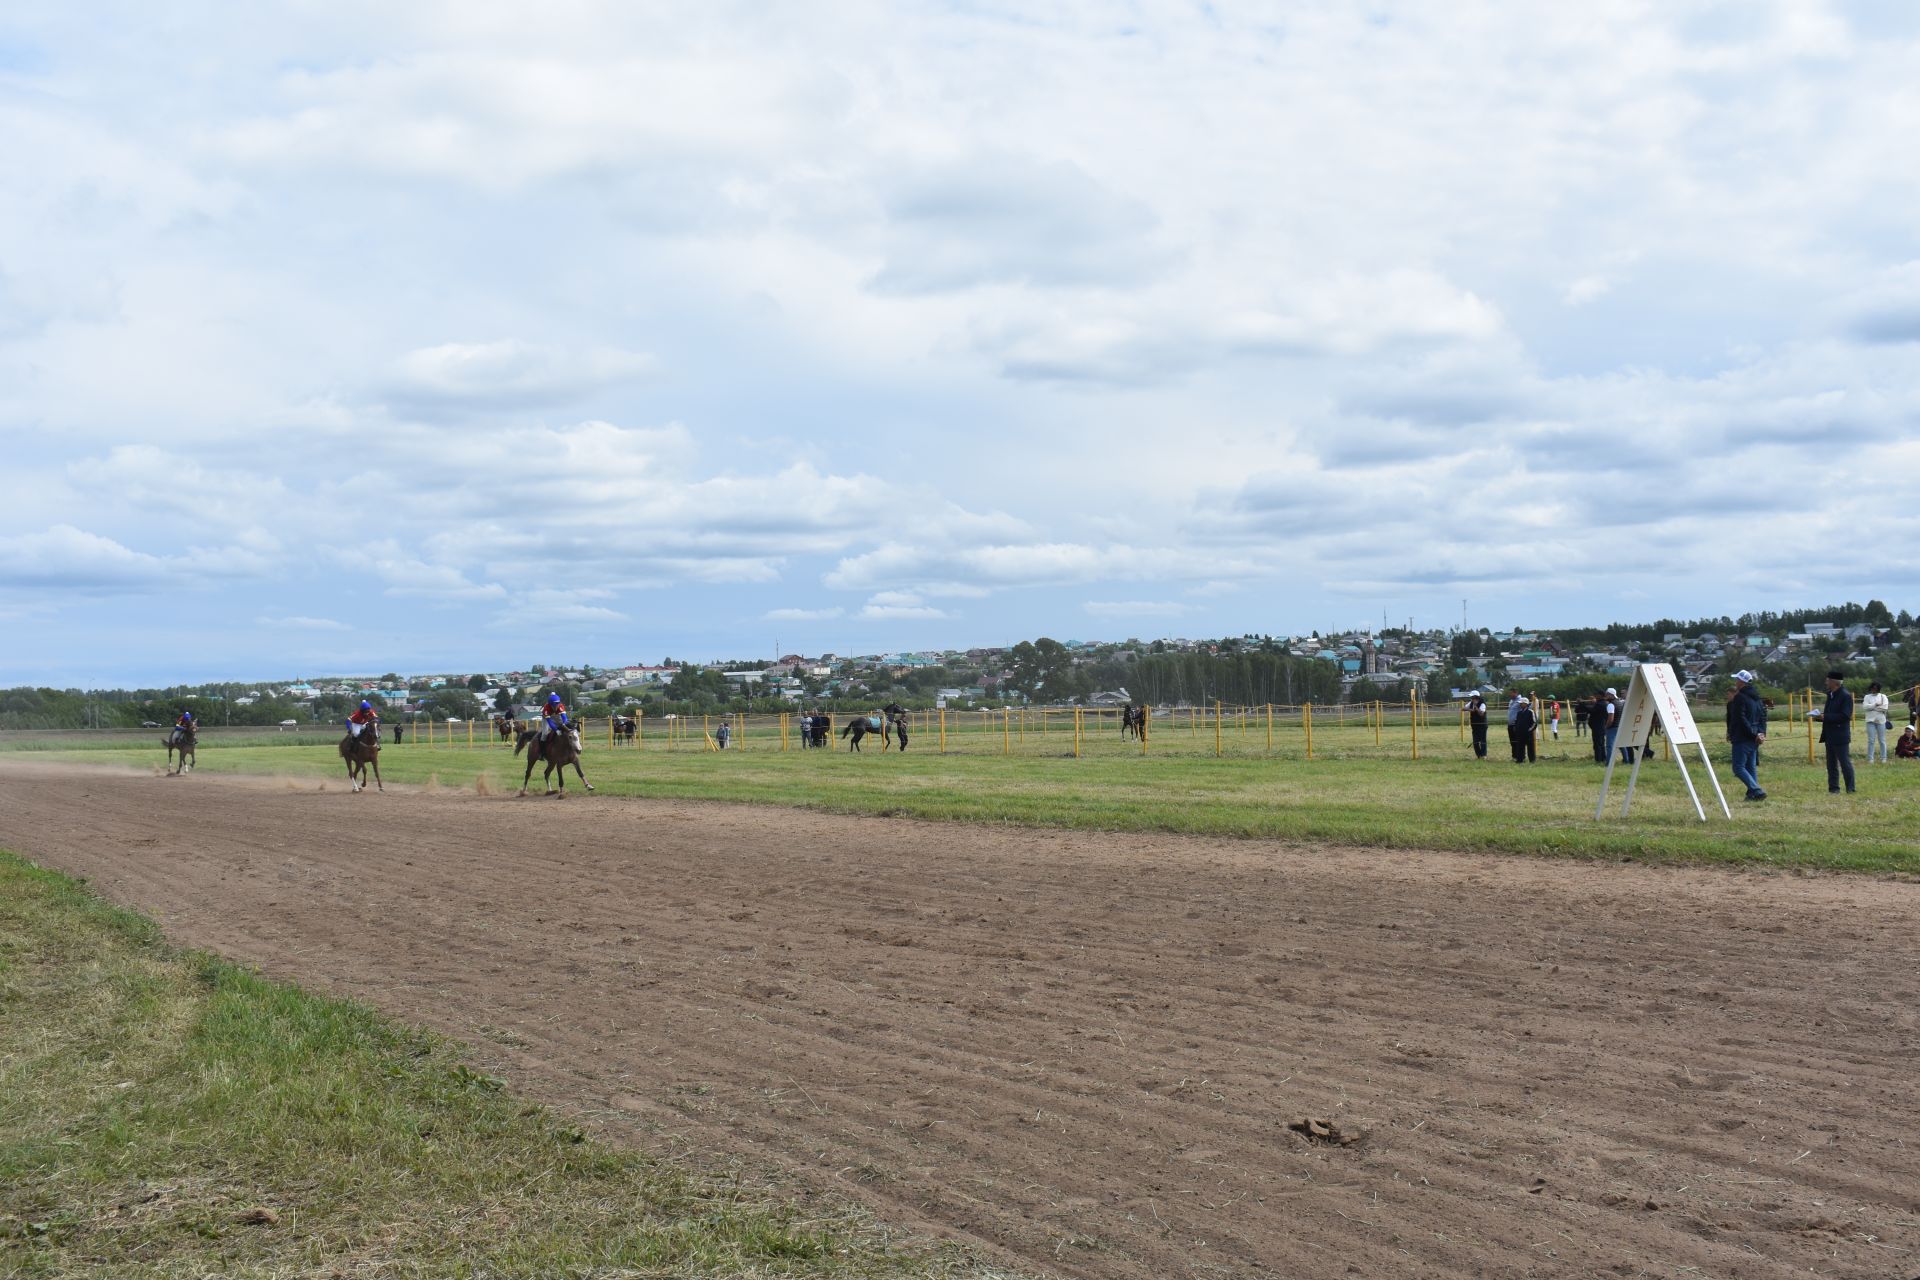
[165,726,196,775]
[494,717,515,742]
[1121,704,1145,739]
[338,725,383,793]
[515,723,593,796]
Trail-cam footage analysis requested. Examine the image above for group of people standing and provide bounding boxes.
[1727,670,1915,800]
[1463,689,1618,764]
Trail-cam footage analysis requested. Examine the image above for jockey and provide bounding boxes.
[539,691,570,741]
[172,709,195,743]
[347,699,380,741]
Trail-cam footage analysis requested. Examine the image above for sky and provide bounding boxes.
[4,0,1919,687]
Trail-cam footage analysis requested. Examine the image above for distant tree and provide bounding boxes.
[467,673,489,692]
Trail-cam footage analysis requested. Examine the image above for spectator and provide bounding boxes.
[1726,669,1767,801]
[1602,688,1621,761]
[895,713,910,752]
[797,713,811,749]
[1510,696,1537,763]
[715,720,731,750]
[1548,696,1561,741]
[1465,691,1489,760]
[1862,681,1891,764]
[1895,724,1919,760]
[1585,694,1610,763]
[1809,669,1856,794]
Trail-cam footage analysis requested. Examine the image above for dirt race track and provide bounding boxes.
[4,763,1918,1279]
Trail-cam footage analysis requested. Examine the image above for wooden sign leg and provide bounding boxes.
[1595,749,1621,818]
[1669,746,1708,821]
[1694,742,1731,818]
[1620,748,1648,816]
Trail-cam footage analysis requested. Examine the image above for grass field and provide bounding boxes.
[9,721,1916,872]
[0,850,1009,1279]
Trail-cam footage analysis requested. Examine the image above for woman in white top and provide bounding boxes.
[1863,681,1891,763]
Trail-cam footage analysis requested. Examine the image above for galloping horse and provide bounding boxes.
[165,725,196,775]
[338,724,383,793]
[515,723,593,796]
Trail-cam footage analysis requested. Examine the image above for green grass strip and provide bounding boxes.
[0,851,1009,1279]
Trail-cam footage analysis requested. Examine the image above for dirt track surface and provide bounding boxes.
[4,763,1917,1279]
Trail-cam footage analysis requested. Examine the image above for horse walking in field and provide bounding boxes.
[165,726,197,775]
[840,713,890,752]
[494,717,515,743]
[1121,704,1145,740]
[338,725,382,793]
[515,724,593,796]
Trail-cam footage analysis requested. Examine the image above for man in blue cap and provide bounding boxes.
[1725,670,1767,801]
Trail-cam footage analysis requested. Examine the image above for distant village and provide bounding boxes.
[216,615,1902,722]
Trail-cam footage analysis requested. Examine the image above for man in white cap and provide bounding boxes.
[1726,670,1767,801]
[1602,687,1621,761]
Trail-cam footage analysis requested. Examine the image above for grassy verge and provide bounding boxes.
[12,735,1919,872]
[0,851,1006,1279]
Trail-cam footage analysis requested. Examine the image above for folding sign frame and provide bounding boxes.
[1595,663,1732,821]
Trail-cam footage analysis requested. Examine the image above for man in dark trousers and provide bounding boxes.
[1510,696,1537,763]
[1810,669,1857,794]
[1465,691,1489,759]
[1585,693,1610,763]
[1725,669,1767,801]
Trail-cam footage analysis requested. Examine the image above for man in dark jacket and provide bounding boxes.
[1811,669,1856,794]
[1725,669,1768,801]
[1510,696,1537,763]
[1465,691,1489,759]
[1585,694,1610,763]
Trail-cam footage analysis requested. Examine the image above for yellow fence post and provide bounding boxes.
[1002,708,1010,755]
[637,713,643,750]
[1073,706,1082,758]
[467,719,473,749]
[1304,702,1314,760]
[939,706,946,754]
[1214,701,1222,757]
[1141,703,1150,754]
[1373,700,1382,747]
[1806,687,1815,763]
[1265,702,1273,752]
[1412,697,1421,760]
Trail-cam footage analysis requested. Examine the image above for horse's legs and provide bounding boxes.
[571,759,593,792]
[545,760,559,795]
[370,754,382,792]
[519,752,538,795]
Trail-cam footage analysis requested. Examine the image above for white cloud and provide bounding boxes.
[383,340,655,415]
[257,615,348,630]
[1084,600,1192,618]
[764,606,844,621]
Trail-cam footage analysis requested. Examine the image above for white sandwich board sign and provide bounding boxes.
[1595,663,1731,822]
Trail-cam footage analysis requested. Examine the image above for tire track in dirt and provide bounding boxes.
[2,762,1916,1279]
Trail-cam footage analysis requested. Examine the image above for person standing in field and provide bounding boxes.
[1726,670,1767,801]
[1548,697,1561,740]
[1862,681,1890,764]
[1465,691,1489,759]
[1585,693,1610,763]
[1602,688,1621,761]
[1809,669,1857,794]
[1510,696,1537,763]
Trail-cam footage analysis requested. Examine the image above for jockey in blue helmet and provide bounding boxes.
[348,699,380,741]
[171,709,195,744]
[540,691,570,741]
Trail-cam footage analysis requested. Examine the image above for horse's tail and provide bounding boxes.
[513,730,531,756]
[840,722,854,737]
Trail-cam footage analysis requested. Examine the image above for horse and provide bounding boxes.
[338,724,383,793]
[840,712,891,752]
[494,717,515,743]
[613,715,637,743]
[1121,704,1145,740]
[165,726,196,775]
[515,723,593,796]
[809,713,831,749]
